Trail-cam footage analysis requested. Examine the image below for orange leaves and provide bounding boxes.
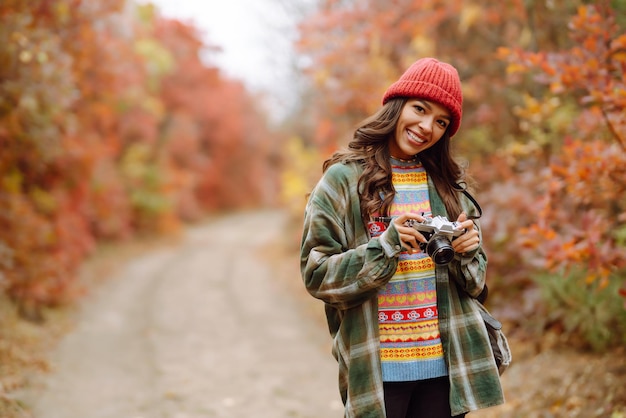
[498,47,548,75]
[519,224,556,249]
[610,33,626,65]
[554,139,626,204]
[519,138,626,285]
[313,118,337,148]
[500,4,626,150]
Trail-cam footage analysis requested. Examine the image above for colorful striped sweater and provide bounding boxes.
[378,158,446,381]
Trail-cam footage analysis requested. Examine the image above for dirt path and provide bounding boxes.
[21,210,343,418]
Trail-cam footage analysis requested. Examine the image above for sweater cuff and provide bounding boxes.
[379,224,403,258]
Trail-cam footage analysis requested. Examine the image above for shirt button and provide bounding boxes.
[395,245,401,251]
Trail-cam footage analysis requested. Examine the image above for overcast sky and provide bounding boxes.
[140,0,312,114]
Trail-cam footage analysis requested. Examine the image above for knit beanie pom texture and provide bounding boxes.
[382,58,463,137]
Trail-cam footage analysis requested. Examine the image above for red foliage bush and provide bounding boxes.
[497,4,626,291]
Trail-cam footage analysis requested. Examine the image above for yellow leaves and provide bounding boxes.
[281,172,309,207]
[134,38,174,77]
[369,30,382,58]
[29,188,57,215]
[2,169,23,193]
[141,95,165,119]
[134,38,175,97]
[502,140,541,159]
[505,62,527,75]
[611,47,626,64]
[280,136,322,217]
[585,270,611,289]
[18,49,32,63]
[409,35,435,58]
[518,94,542,117]
[458,3,481,34]
[136,2,157,25]
[18,94,38,112]
[513,94,562,133]
[120,144,155,184]
[313,68,330,87]
[367,32,397,92]
[53,1,71,25]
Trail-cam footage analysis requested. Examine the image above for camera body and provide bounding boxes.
[405,216,465,265]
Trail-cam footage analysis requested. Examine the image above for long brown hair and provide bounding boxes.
[323,98,468,222]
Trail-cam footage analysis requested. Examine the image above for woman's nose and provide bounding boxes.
[419,117,434,133]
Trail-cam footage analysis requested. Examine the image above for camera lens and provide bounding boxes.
[426,236,455,265]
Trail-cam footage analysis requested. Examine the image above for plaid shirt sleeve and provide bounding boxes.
[300,162,402,311]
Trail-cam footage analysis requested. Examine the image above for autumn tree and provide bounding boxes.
[292,0,626,348]
[495,4,626,347]
[0,0,279,318]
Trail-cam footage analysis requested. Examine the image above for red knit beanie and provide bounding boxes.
[382,58,463,137]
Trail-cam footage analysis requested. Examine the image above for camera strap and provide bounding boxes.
[453,182,483,220]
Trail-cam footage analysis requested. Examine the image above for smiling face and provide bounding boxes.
[389,99,452,160]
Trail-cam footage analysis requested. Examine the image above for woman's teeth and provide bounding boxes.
[408,130,425,143]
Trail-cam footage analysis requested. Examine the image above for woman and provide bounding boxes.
[300,58,506,418]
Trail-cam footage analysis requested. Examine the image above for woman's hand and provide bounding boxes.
[452,212,480,255]
[392,213,427,254]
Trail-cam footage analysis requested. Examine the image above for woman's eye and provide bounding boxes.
[413,105,424,113]
[438,120,448,128]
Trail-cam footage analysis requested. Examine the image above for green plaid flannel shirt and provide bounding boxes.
[300,161,505,417]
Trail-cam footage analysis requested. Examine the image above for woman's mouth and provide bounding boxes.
[407,129,426,144]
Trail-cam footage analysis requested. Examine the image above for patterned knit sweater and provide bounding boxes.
[378,158,447,381]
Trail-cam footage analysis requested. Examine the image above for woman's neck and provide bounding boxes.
[390,155,419,163]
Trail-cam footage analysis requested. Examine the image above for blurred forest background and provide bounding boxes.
[1,0,626,416]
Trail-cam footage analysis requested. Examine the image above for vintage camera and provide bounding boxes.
[405,216,465,265]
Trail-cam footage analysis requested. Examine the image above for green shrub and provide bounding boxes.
[535,267,626,352]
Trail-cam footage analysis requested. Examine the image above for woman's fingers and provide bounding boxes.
[397,225,425,248]
[393,214,427,251]
[453,221,479,253]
